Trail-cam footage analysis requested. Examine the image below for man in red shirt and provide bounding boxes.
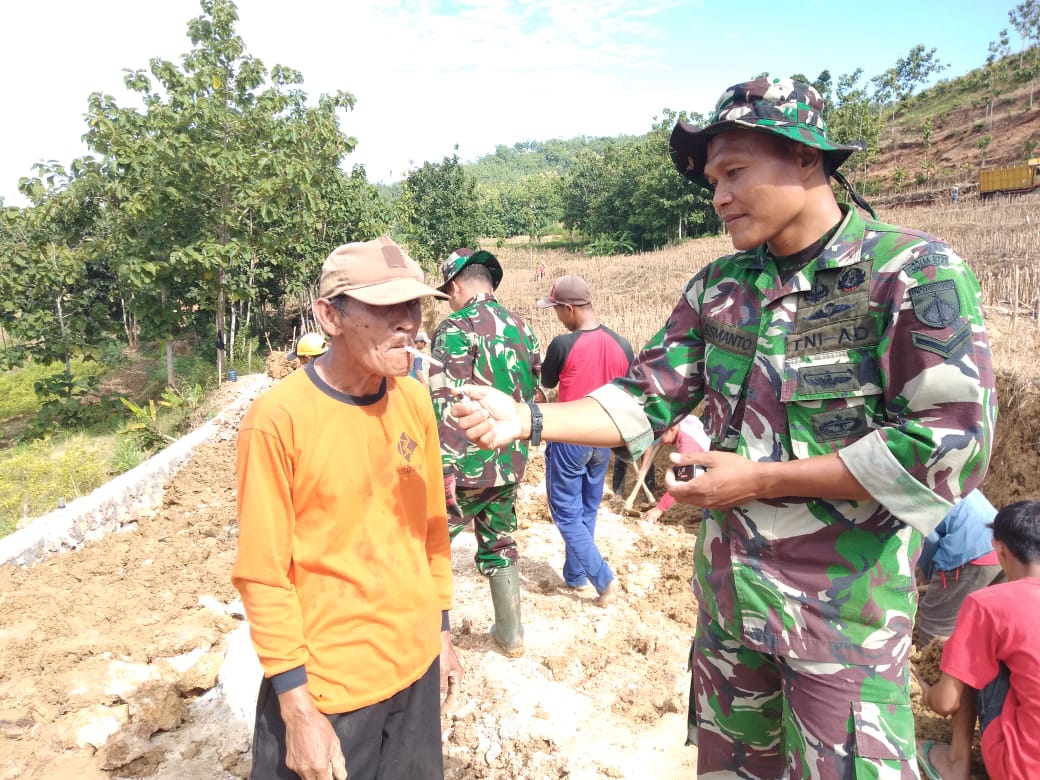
[917,500,1040,780]
[536,275,633,606]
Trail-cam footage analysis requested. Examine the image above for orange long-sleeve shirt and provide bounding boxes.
[232,366,452,714]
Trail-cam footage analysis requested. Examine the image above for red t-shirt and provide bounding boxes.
[941,577,1040,780]
[540,325,633,402]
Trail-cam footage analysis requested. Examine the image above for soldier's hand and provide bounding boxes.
[450,385,523,449]
[664,450,761,511]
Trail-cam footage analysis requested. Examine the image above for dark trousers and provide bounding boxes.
[250,659,443,780]
[610,452,656,494]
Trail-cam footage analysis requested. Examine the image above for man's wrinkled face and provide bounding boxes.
[329,295,422,378]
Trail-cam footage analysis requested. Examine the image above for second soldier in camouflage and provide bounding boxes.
[428,248,541,658]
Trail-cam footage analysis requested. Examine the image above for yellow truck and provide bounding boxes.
[979,158,1040,197]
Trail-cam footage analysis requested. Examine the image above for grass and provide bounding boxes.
[0,344,225,539]
[0,434,118,535]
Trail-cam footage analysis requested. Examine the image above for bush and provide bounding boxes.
[109,437,148,474]
[0,358,107,421]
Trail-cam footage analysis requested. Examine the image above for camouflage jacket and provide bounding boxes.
[430,292,542,488]
[590,205,997,665]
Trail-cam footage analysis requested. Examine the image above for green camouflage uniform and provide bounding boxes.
[590,204,996,778]
[429,292,541,574]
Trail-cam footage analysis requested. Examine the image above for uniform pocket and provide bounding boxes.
[701,344,752,450]
[851,700,915,766]
[783,349,883,459]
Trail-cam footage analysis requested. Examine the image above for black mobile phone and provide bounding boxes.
[672,464,703,482]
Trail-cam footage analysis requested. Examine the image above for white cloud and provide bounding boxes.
[0,0,1002,205]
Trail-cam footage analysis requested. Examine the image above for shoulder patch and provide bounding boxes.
[909,280,960,328]
[910,322,972,360]
[903,253,950,275]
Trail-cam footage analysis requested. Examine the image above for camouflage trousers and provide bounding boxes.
[450,484,519,576]
[689,610,919,779]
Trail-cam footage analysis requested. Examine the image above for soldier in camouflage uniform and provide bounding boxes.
[428,248,541,658]
[449,77,996,778]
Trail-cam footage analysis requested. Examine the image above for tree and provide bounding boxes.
[827,70,884,178]
[892,44,947,100]
[813,70,834,113]
[986,29,1012,129]
[396,154,484,269]
[495,174,563,243]
[1009,0,1040,107]
[557,110,717,251]
[84,0,359,384]
[0,163,125,435]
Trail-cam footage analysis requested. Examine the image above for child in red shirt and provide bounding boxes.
[916,500,1040,780]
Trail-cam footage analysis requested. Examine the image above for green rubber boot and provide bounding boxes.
[488,564,524,657]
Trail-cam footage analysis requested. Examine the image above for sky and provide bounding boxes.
[0,0,1018,206]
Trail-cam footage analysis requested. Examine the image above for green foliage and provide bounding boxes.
[466,137,639,186]
[71,0,377,383]
[556,111,717,252]
[97,341,129,369]
[585,231,636,256]
[396,154,485,269]
[0,357,104,420]
[0,436,111,537]
[119,395,176,453]
[23,369,119,441]
[109,437,148,474]
[827,69,884,175]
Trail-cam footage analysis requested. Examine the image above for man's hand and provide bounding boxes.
[439,630,463,714]
[663,450,763,510]
[277,687,348,780]
[449,385,524,449]
[643,506,664,523]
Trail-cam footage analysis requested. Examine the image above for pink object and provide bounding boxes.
[656,416,709,513]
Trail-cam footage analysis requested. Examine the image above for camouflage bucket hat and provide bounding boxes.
[669,76,864,184]
[437,248,503,293]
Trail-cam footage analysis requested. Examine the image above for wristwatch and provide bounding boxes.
[526,401,543,447]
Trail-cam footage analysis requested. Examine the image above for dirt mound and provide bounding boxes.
[984,370,1040,506]
[264,351,296,379]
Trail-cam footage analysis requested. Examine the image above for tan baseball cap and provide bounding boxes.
[318,236,447,305]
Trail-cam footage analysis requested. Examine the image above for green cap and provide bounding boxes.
[669,76,863,185]
[437,248,503,293]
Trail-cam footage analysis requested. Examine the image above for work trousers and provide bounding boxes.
[545,442,614,594]
[690,609,918,779]
[450,483,519,575]
[251,659,443,780]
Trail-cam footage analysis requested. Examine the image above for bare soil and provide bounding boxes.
[2,307,1038,779]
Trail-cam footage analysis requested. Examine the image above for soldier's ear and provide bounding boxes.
[797,145,824,180]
